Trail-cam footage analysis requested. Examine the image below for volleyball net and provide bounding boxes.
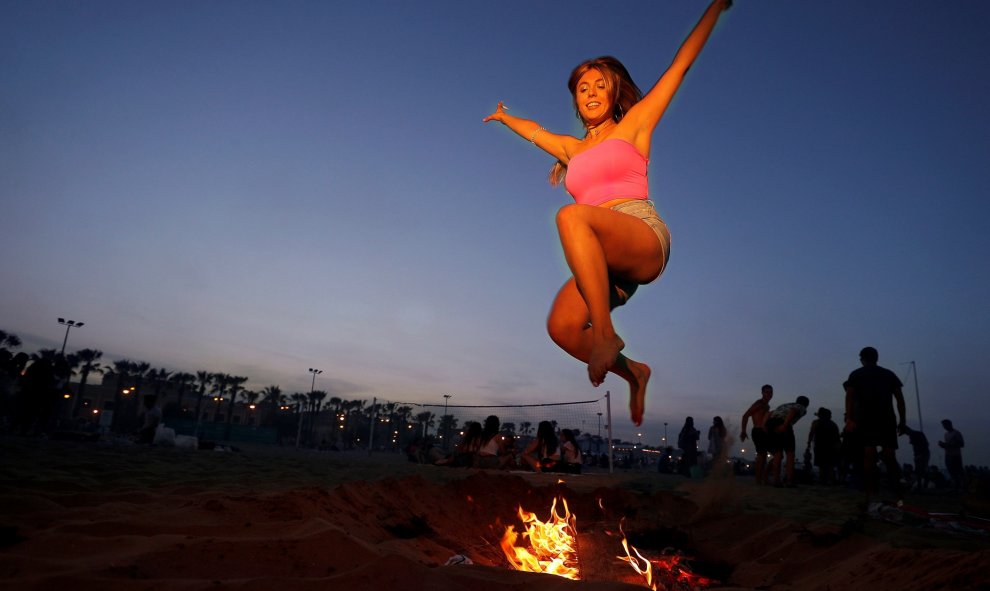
[379,391,616,472]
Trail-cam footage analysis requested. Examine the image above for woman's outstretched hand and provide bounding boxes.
[482,101,508,123]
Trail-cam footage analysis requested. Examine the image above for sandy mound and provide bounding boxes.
[1,438,988,590]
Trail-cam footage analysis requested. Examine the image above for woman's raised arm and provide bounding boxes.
[624,0,731,145]
[484,101,580,163]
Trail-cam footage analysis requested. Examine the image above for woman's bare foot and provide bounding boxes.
[588,334,624,386]
[625,359,651,426]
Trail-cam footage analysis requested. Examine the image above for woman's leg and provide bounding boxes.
[551,203,664,423]
[547,278,652,426]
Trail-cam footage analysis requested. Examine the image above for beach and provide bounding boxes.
[2,436,988,590]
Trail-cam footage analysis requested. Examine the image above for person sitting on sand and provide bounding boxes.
[765,395,810,487]
[522,421,562,472]
[437,421,483,467]
[476,415,515,469]
[136,395,162,444]
[558,428,583,474]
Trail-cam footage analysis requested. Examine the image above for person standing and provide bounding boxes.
[899,425,930,492]
[765,396,810,487]
[483,0,733,426]
[677,417,700,477]
[740,384,773,485]
[707,416,727,472]
[938,419,965,492]
[845,346,907,502]
[806,407,840,485]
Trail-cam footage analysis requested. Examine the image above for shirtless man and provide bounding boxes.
[740,384,773,485]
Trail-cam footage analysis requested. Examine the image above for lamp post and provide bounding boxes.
[442,394,452,450]
[297,368,322,449]
[57,318,84,357]
[663,422,668,447]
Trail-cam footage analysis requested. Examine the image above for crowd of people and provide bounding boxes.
[403,347,982,500]
[406,416,584,474]
[732,346,974,502]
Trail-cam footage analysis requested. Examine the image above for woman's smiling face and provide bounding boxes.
[574,68,613,126]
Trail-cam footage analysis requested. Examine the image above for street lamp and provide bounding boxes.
[57,318,84,357]
[663,422,668,448]
[297,368,322,448]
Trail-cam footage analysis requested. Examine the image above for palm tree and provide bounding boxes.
[415,411,435,438]
[169,372,197,418]
[210,373,229,423]
[71,348,104,418]
[243,390,260,426]
[307,389,327,442]
[224,375,248,430]
[193,370,212,430]
[107,359,134,432]
[125,361,151,428]
[147,367,172,406]
[0,330,23,350]
[30,348,60,364]
[260,385,282,426]
[520,421,533,438]
[438,414,459,449]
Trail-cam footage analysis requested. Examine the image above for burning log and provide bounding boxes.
[499,497,580,580]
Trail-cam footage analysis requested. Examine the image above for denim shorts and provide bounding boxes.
[610,199,671,267]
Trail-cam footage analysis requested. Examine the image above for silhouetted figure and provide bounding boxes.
[677,417,700,477]
[476,415,515,469]
[740,384,773,485]
[766,395,810,487]
[939,419,965,492]
[900,425,930,492]
[807,407,840,485]
[137,395,162,444]
[438,421,483,467]
[522,421,561,472]
[845,346,906,502]
[707,416,727,472]
[559,428,583,474]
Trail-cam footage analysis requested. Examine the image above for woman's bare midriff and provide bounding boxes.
[598,197,639,209]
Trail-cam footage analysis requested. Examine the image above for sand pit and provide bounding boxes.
[1,437,988,590]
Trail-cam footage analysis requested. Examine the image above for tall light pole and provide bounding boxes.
[442,394,452,450]
[297,368,322,448]
[57,318,84,357]
[663,422,668,448]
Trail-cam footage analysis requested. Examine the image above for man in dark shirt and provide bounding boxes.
[846,346,907,502]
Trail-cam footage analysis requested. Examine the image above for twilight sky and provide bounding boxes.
[2,1,988,467]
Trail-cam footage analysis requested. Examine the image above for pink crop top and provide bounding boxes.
[564,139,649,206]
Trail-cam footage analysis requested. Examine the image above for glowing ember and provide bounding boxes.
[618,523,716,591]
[500,497,580,580]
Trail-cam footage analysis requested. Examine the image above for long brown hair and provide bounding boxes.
[549,56,643,186]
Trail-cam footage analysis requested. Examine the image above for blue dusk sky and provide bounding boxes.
[2,1,988,466]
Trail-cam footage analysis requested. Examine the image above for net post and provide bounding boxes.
[606,391,614,474]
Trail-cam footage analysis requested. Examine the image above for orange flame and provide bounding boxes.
[617,522,715,590]
[500,497,580,580]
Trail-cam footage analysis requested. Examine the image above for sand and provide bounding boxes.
[1,436,988,590]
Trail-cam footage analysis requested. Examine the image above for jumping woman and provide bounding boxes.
[484,0,731,426]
